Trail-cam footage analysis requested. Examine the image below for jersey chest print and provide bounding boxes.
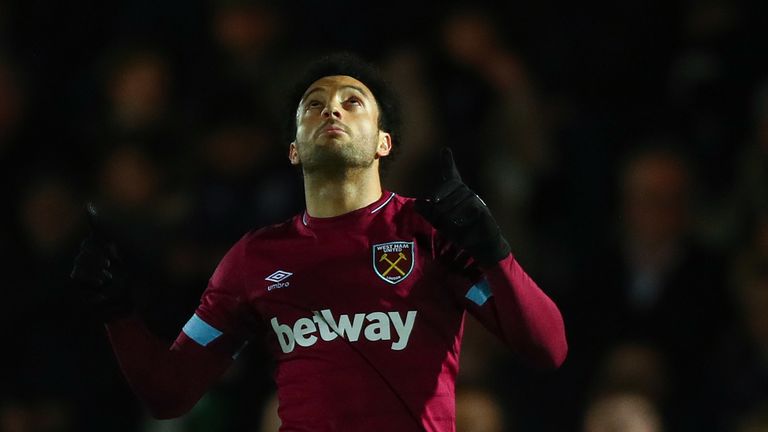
[268,239,419,353]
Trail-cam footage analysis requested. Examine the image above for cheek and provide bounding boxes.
[295,119,313,141]
[296,110,319,136]
[354,114,379,136]
[295,123,306,140]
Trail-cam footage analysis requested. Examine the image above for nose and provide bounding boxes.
[321,101,342,119]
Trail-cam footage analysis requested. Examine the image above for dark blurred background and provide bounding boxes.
[2,0,768,431]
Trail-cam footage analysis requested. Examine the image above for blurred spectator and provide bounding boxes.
[0,400,72,432]
[583,391,663,432]
[568,146,732,429]
[573,147,731,345]
[213,1,281,65]
[571,342,670,432]
[95,143,183,268]
[736,403,768,432]
[714,219,768,429]
[87,48,184,171]
[18,177,80,256]
[100,145,163,213]
[107,50,171,134]
[592,342,670,406]
[455,386,505,432]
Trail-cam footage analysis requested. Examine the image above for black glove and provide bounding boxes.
[415,148,511,265]
[70,202,133,321]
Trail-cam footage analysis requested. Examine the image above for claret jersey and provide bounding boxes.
[171,191,565,431]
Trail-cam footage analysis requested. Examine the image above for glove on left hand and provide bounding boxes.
[415,148,511,265]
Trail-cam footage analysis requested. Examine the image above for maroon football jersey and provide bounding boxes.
[173,191,565,431]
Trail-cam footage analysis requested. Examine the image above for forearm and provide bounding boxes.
[482,254,568,368]
[106,316,230,418]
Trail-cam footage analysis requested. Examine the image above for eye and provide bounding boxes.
[346,96,362,106]
[307,100,322,109]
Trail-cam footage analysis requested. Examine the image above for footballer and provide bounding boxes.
[72,53,567,431]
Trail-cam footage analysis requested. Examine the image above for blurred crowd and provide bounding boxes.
[2,0,768,431]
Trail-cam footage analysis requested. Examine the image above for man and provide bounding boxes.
[71,53,567,431]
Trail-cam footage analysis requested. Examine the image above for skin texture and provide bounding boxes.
[288,75,392,218]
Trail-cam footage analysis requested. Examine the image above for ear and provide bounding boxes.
[376,132,392,157]
[288,142,300,165]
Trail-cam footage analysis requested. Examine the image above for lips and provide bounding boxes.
[319,122,347,135]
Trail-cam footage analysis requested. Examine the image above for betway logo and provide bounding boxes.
[270,309,417,354]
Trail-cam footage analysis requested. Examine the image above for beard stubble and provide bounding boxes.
[296,133,378,174]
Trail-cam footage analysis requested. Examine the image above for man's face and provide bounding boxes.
[289,75,391,173]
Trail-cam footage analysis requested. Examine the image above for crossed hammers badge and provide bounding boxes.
[372,241,415,284]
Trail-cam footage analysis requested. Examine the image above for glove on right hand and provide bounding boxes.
[70,203,133,321]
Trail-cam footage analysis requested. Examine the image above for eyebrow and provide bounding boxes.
[301,85,369,103]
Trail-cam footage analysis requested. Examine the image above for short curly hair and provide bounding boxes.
[283,52,402,172]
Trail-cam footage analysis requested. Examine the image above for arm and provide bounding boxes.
[464,255,567,368]
[105,316,233,419]
[417,148,567,368]
[105,246,252,418]
[71,205,253,417]
[433,233,567,368]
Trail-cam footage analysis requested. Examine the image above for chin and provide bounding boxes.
[316,136,348,146]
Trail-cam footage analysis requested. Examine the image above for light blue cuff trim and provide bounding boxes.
[183,314,223,347]
[466,278,493,306]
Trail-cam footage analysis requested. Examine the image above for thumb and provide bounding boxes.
[440,147,462,182]
[86,202,103,239]
[85,202,114,246]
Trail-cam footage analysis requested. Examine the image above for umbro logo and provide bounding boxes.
[266,270,293,291]
[265,270,293,283]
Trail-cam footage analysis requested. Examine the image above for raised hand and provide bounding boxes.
[70,202,133,321]
[414,148,511,265]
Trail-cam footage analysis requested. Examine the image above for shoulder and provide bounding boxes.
[219,215,302,264]
[210,215,301,285]
[241,216,301,244]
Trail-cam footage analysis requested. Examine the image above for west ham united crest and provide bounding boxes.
[372,241,415,284]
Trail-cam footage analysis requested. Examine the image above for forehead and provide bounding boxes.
[302,75,376,99]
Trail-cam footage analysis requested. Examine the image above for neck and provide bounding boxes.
[303,164,383,217]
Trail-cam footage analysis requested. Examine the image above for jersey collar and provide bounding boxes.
[300,191,396,229]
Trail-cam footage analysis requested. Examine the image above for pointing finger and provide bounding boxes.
[85,202,109,243]
[440,147,462,182]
